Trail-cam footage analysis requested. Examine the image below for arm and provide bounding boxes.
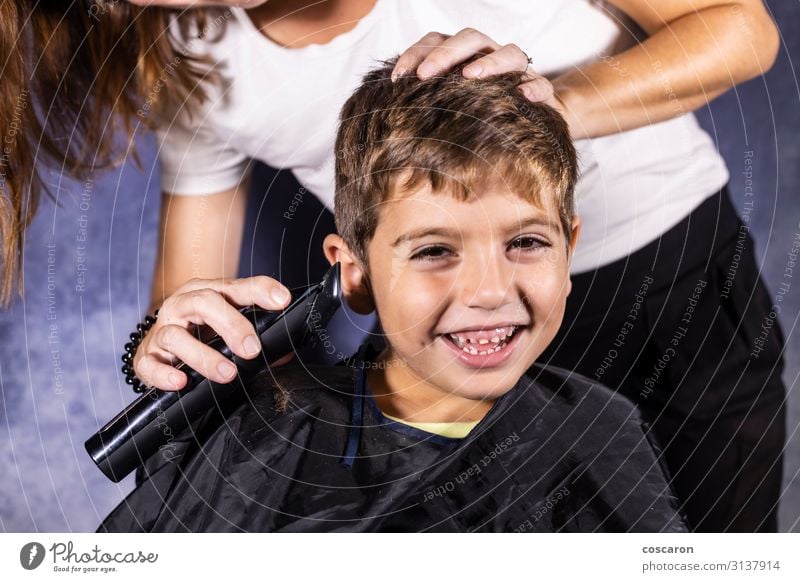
[149,181,249,312]
[554,0,780,139]
[393,0,779,139]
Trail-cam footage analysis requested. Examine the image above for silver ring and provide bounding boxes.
[523,51,533,66]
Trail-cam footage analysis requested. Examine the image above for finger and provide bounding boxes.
[518,77,555,103]
[137,335,296,391]
[217,275,292,312]
[163,276,292,358]
[163,288,265,360]
[178,275,291,311]
[393,31,451,81]
[416,28,501,79]
[462,43,530,79]
[134,352,188,392]
[153,324,240,385]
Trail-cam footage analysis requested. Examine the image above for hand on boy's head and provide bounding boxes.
[133,276,293,391]
[392,28,565,119]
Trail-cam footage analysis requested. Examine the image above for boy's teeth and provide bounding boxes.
[463,343,501,356]
[446,326,518,355]
[447,326,516,347]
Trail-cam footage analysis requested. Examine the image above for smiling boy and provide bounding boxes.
[99,59,687,533]
[328,170,577,429]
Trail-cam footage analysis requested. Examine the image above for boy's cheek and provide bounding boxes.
[388,272,450,308]
[521,271,570,303]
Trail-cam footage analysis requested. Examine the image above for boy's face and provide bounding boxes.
[327,176,580,418]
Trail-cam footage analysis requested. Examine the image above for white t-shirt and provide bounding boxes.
[158,0,729,273]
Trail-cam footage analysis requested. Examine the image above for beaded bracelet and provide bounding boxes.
[120,309,159,393]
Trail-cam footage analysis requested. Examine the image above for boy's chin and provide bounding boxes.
[435,352,537,395]
[442,374,523,402]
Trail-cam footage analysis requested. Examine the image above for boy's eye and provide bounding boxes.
[410,245,454,261]
[508,236,550,252]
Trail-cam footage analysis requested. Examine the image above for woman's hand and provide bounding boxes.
[392,28,565,116]
[133,276,293,391]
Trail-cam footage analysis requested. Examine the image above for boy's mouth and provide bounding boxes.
[439,324,526,369]
[440,324,524,369]
[445,325,520,356]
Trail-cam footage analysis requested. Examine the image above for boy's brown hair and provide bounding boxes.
[334,57,578,268]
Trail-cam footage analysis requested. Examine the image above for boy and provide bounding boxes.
[99,59,686,532]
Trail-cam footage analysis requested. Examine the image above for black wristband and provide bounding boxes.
[121,309,159,393]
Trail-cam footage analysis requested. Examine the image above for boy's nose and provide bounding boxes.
[459,255,515,310]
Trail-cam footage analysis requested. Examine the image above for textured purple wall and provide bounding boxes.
[0,133,161,531]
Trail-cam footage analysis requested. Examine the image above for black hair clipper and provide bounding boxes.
[85,263,342,482]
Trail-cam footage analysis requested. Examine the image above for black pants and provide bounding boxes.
[541,187,786,532]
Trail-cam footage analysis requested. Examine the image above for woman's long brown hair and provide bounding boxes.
[0,1,224,305]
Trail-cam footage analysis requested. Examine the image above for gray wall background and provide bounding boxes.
[1,1,798,532]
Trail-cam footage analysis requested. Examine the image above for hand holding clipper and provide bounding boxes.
[85,263,342,482]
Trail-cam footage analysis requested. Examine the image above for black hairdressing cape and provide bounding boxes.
[98,345,687,532]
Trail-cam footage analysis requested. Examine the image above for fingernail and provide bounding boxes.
[243,334,261,356]
[271,286,291,305]
[464,65,483,78]
[391,68,406,82]
[417,63,434,78]
[521,85,536,100]
[168,372,182,388]
[217,360,236,379]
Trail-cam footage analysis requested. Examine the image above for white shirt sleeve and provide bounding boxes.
[156,112,249,196]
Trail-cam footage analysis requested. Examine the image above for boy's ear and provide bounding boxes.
[323,234,375,315]
[567,216,581,259]
[565,216,581,296]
